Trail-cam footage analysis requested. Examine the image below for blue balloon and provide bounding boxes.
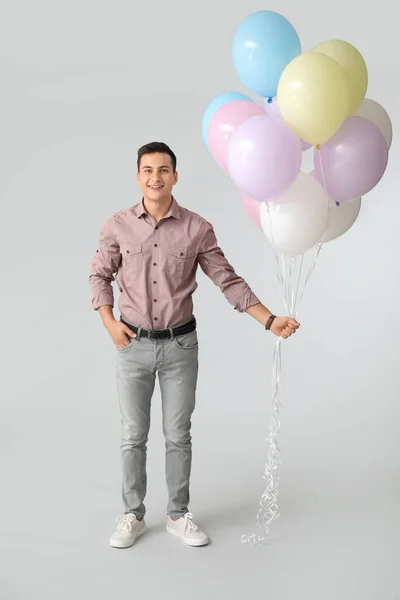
[202,91,253,150]
[232,11,301,98]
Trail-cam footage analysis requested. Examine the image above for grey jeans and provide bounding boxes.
[115,317,199,520]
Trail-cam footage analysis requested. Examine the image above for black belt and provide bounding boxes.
[120,315,196,340]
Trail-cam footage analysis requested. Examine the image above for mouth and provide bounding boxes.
[148,185,164,190]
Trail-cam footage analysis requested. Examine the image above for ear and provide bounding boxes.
[136,171,140,183]
[173,171,178,185]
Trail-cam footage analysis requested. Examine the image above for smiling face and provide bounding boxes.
[137,152,178,203]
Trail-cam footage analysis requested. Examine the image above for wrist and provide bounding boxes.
[98,305,116,328]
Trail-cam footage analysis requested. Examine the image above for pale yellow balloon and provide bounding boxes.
[312,40,368,114]
[277,52,351,145]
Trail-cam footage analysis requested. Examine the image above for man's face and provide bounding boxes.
[137,153,178,202]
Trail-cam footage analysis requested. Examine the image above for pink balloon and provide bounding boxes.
[314,116,389,203]
[263,97,312,151]
[240,193,262,229]
[208,100,265,171]
[227,115,302,201]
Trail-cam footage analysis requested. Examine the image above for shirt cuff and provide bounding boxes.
[234,291,261,313]
[92,293,114,310]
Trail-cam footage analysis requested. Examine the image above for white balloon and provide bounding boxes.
[260,173,330,257]
[320,197,361,243]
[354,98,392,149]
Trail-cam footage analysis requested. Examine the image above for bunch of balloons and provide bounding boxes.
[202,10,392,256]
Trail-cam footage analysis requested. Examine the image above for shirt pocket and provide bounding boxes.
[166,246,197,280]
[121,243,143,274]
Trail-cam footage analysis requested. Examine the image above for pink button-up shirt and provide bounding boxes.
[89,197,260,330]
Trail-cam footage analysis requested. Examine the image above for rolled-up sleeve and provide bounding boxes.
[89,216,122,310]
[197,220,260,312]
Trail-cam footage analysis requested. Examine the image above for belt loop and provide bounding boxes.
[136,326,142,341]
[169,327,174,340]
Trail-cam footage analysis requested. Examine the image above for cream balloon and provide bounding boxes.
[312,40,368,114]
[308,170,362,242]
[321,198,361,243]
[354,98,392,148]
[260,173,330,256]
[277,52,351,145]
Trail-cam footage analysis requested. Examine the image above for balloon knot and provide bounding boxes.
[267,97,273,104]
[316,144,320,150]
[335,201,340,207]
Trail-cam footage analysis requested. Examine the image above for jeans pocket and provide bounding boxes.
[174,330,198,350]
[116,337,135,351]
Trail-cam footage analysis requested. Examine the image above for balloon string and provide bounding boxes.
[241,246,323,547]
[293,254,304,315]
[317,145,334,235]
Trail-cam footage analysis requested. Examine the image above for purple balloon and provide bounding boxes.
[263,97,312,151]
[227,115,302,201]
[314,116,389,203]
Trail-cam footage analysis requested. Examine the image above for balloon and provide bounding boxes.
[314,116,388,203]
[277,52,351,145]
[260,173,330,256]
[232,10,301,98]
[202,92,253,151]
[354,98,392,148]
[208,100,265,172]
[227,115,302,201]
[309,170,362,242]
[263,96,312,151]
[240,193,262,230]
[321,197,361,243]
[312,40,368,114]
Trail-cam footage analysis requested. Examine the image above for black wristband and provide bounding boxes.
[265,315,276,330]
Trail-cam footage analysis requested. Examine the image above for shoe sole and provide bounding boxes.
[110,526,146,548]
[166,525,209,547]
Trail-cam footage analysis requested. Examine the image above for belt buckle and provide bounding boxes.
[148,328,163,340]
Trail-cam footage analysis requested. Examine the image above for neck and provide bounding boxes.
[143,195,173,223]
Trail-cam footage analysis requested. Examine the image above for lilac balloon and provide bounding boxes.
[314,116,389,203]
[227,115,302,201]
[263,97,312,151]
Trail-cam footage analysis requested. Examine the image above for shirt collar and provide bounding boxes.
[134,196,181,220]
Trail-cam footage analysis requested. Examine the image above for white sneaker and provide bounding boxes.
[110,513,146,548]
[166,512,209,546]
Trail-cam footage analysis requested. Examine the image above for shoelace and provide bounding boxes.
[184,512,199,532]
[116,514,136,532]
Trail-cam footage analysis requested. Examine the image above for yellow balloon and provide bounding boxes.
[277,52,351,145]
[312,40,368,114]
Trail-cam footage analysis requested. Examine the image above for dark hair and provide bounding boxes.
[137,142,177,172]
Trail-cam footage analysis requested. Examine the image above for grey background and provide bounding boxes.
[0,0,398,598]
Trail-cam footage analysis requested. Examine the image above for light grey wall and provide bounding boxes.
[0,1,398,598]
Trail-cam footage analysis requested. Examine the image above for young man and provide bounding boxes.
[89,142,299,549]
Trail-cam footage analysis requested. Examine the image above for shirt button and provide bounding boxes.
[127,250,130,254]
[153,299,157,302]
[153,262,157,266]
[180,252,184,256]
[154,244,158,247]
[155,226,158,230]
[154,317,158,321]
[153,281,157,284]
